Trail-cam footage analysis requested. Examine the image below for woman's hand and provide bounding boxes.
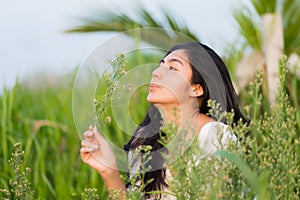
[80,125,117,174]
[81,126,127,197]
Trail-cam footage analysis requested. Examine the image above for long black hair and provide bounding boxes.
[124,42,248,198]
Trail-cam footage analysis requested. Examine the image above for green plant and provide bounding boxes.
[81,188,100,200]
[124,145,155,200]
[0,143,34,200]
[0,74,100,199]
[65,3,199,47]
[94,54,127,125]
[165,61,300,199]
[0,49,299,199]
[83,57,300,199]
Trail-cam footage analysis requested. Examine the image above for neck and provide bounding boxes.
[155,102,200,131]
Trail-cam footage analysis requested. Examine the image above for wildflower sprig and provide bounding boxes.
[81,188,99,200]
[119,145,154,200]
[93,54,127,125]
[0,143,34,200]
[207,99,226,122]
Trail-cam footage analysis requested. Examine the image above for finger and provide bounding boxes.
[89,125,94,131]
[80,147,89,153]
[81,140,99,149]
[81,140,99,150]
[92,126,106,142]
[80,147,98,154]
[83,147,99,153]
[83,130,95,142]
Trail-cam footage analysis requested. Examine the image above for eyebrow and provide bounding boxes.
[160,58,184,66]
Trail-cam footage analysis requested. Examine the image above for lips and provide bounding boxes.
[149,83,160,91]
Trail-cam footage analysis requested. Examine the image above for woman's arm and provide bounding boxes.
[80,126,127,199]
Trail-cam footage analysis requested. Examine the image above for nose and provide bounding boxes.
[152,65,163,79]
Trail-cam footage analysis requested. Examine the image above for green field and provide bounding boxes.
[0,57,299,199]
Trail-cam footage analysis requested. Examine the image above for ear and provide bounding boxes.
[190,84,204,97]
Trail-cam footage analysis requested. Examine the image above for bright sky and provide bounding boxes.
[0,0,247,91]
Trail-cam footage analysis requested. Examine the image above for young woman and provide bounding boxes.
[80,42,248,199]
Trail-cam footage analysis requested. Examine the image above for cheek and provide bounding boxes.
[158,80,190,103]
[147,72,192,103]
[166,74,191,95]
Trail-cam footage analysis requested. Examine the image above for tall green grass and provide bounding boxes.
[0,55,299,199]
[0,53,158,199]
[0,75,104,199]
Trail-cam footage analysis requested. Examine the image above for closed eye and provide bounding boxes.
[160,60,178,71]
[168,66,177,71]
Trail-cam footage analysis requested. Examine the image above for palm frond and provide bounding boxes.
[282,0,300,54]
[251,0,277,15]
[139,9,163,28]
[65,9,143,33]
[233,8,262,51]
[65,3,199,47]
[160,8,199,42]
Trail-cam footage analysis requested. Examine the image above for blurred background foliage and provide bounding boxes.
[0,0,299,199]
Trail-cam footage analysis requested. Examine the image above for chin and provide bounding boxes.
[147,95,159,104]
[146,96,155,103]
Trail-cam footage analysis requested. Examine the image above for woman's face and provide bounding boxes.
[147,49,194,107]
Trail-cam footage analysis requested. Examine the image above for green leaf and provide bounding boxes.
[233,8,262,50]
[282,0,300,54]
[251,0,277,15]
[65,3,199,47]
[215,150,271,199]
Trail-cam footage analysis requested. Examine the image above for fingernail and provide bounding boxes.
[87,131,94,137]
[87,145,98,152]
[89,125,94,130]
[87,148,94,152]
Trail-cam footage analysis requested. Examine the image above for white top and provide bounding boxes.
[128,121,236,199]
[198,121,236,156]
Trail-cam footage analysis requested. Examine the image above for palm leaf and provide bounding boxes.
[139,9,162,28]
[65,9,143,33]
[161,8,199,42]
[65,4,199,47]
[233,8,262,51]
[282,0,300,54]
[251,0,277,15]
